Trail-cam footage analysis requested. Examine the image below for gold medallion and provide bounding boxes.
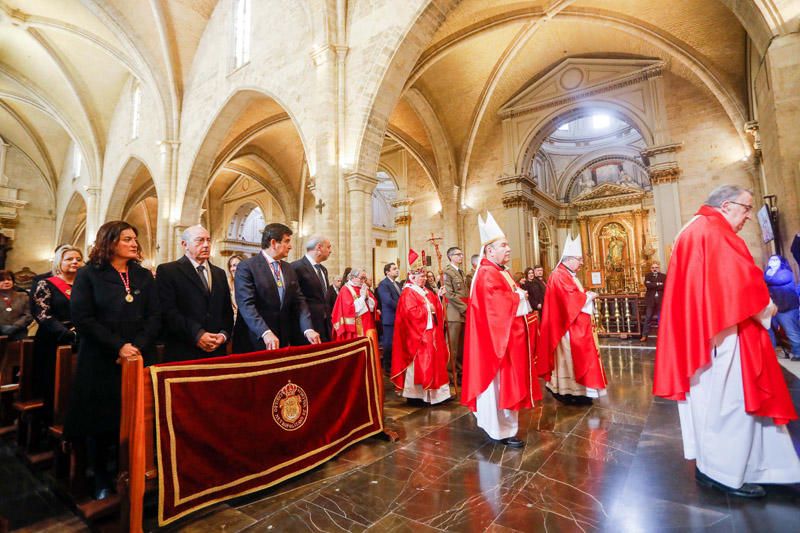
[125,293,134,303]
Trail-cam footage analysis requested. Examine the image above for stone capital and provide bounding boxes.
[640,143,682,159]
[344,172,379,194]
[394,215,411,226]
[649,165,681,185]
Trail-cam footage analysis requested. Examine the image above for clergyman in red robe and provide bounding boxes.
[654,184,799,498]
[462,212,542,448]
[332,268,379,356]
[390,254,451,405]
[537,234,607,405]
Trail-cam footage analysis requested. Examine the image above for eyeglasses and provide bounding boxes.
[728,201,753,213]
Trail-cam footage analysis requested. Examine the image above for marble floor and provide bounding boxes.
[3,341,799,532]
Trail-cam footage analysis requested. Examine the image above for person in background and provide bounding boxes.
[425,271,438,292]
[227,254,245,318]
[522,266,547,314]
[443,247,468,384]
[291,236,334,342]
[764,254,800,361]
[640,261,667,342]
[31,245,83,426]
[376,263,402,373]
[466,254,480,287]
[0,270,32,340]
[65,221,161,500]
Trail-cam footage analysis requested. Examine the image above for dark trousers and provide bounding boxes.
[381,324,394,373]
[641,300,661,337]
[447,321,464,380]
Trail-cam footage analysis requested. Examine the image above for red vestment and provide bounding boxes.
[654,205,797,424]
[332,284,379,354]
[537,264,606,390]
[461,259,542,411]
[390,286,450,390]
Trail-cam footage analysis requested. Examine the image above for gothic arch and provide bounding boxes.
[104,156,158,221]
[58,192,88,251]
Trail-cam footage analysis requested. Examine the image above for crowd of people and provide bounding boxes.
[7,184,800,502]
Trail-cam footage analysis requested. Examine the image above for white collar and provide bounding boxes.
[186,255,208,269]
[261,250,279,265]
[305,253,319,266]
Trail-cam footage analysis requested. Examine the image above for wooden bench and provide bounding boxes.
[11,339,52,465]
[0,336,17,436]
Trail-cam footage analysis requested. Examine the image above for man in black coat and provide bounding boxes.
[233,222,321,352]
[375,262,402,373]
[156,225,234,362]
[640,261,667,341]
[527,265,547,313]
[291,236,333,342]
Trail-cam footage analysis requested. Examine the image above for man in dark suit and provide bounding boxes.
[233,222,321,352]
[376,262,402,373]
[291,236,333,342]
[156,225,233,362]
[640,261,667,341]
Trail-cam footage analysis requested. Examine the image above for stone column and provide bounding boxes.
[752,33,800,257]
[497,174,537,272]
[84,186,102,247]
[576,215,592,268]
[641,143,682,265]
[345,172,379,271]
[157,140,180,263]
[392,199,414,276]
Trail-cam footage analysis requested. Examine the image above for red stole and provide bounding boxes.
[536,264,606,390]
[390,285,449,390]
[461,259,542,412]
[654,205,797,425]
[47,276,73,299]
[331,284,379,358]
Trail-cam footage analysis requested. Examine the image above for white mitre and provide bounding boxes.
[561,233,583,259]
[479,211,505,246]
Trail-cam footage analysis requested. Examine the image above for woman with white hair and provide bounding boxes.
[31,244,84,425]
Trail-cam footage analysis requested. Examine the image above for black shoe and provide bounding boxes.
[695,468,765,498]
[572,396,593,406]
[496,437,525,448]
[405,398,426,407]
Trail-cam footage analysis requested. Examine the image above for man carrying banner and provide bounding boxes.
[391,250,451,405]
[654,184,800,498]
[537,234,607,405]
[462,212,542,448]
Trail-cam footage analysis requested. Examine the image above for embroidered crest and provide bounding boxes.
[271,381,309,431]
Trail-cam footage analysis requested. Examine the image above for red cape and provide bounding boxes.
[332,284,377,339]
[654,205,797,425]
[536,264,606,390]
[390,286,449,390]
[461,259,542,411]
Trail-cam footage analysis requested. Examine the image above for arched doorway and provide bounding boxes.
[371,170,399,281]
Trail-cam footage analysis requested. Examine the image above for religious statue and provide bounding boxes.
[578,173,595,194]
[601,223,628,293]
[617,170,637,187]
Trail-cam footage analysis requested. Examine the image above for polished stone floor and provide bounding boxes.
[3,341,799,532]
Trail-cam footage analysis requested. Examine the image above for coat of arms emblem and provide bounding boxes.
[272,381,309,431]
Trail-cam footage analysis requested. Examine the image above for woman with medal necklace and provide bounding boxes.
[65,221,161,501]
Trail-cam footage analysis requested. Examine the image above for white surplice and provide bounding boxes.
[678,302,800,488]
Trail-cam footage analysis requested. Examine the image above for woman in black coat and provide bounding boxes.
[31,245,84,425]
[64,221,161,500]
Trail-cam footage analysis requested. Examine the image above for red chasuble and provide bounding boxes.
[461,258,542,412]
[536,264,606,390]
[390,286,450,390]
[654,205,797,424]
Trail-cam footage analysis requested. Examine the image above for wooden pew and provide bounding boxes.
[49,345,81,489]
[11,340,51,465]
[0,336,16,436]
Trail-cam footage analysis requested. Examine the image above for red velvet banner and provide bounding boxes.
[150,338,383,526]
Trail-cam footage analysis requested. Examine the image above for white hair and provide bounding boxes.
[704,184,752,208]
[348,267,366,280]
[181,224,209,243]
[305,235,328,251]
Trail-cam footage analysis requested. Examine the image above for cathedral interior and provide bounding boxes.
[0,0,799,530]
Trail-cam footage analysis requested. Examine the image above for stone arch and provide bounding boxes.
[104,156,158,221]
[517,102,655,179]
[58,192,88,252]
[180,88,311,227]
[349,0,458,181]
